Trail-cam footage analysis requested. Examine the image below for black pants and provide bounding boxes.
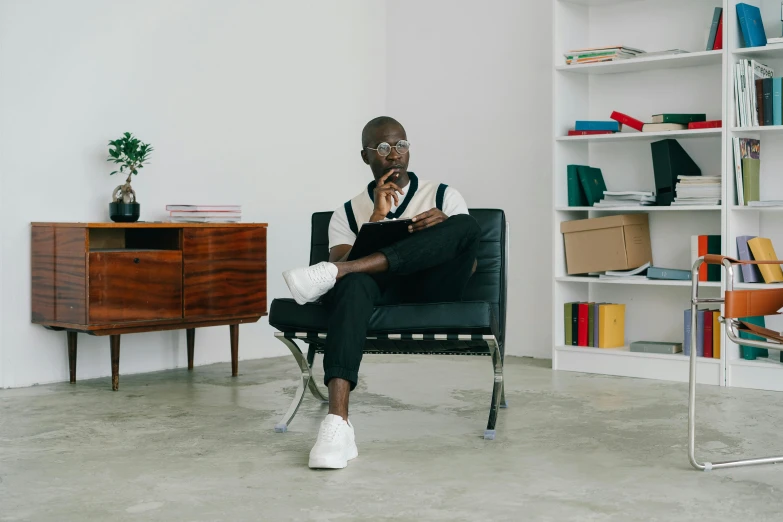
[321,214,481,390]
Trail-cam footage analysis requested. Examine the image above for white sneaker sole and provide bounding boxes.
[309,445,358,469]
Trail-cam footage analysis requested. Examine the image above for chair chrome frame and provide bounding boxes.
[273,331,506,440]
[688,256,783,471]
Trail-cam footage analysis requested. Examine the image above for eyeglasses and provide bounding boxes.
[366,140,410,157]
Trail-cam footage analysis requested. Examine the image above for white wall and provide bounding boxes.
[386,0,554,357]
[0,0,387,388]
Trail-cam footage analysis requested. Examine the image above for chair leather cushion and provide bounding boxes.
[269,298,494,335]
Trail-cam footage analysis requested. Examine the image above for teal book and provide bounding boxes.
[577,166,606,206]
[775,77,782,126]
[567,165,588,206]
[739,316,769,359]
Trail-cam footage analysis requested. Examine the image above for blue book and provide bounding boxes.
[574,120,620,132]
[706,7,722,50]
[696,310,705,356]
[684,309,692,356]
[647,267,691,280]
[736,235,763,283]
[737,3,767,48]
[774,77,782,126]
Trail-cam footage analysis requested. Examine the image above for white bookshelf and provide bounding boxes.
[552,0,727,387]
[553,0,783,392]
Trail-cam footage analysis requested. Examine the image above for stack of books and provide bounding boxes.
[683,308,721,358]
[734,59,775,127]
[672,176,721,206]
[165,204,242,223]
[564,45,645,65]
[593,191,655,207]
[563,302,625,349]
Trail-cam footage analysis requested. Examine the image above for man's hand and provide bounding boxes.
[409,208,448,232]
[371,170,405,221]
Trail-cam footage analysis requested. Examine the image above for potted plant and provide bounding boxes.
[106,132,153,222]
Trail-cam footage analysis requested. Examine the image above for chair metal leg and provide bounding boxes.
[688,257,783,470]
[305,345,329,403]
[274,334,319,433]
[484,336,504,440]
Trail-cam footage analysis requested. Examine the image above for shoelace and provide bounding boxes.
[307,263,333,285]
[316,421,340,444]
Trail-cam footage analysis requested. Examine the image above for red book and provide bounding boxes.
[577,303,588,346]
[688,120,722,129]
[703,310,713,358]
[567,130,615,136]
[713,13,723,50]
[610,111,644,132]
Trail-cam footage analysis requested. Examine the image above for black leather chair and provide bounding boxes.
[268,209,508,439]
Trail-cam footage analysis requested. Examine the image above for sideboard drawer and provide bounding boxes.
[89,251,183,323]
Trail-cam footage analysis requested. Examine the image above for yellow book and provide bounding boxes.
[747,237,783,283]
[598,304,625,348]
[713,310,721,359]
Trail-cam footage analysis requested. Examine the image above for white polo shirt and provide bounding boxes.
[328,174,469,249]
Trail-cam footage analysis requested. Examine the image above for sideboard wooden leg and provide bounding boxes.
[230,324,239,377]
[110,335,121,391]
[67,332,77,383]
[186,328,195,370]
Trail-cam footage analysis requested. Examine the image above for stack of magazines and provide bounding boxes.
[165,204,242,223]
[564,45,645,65]
[672,176,721,206]
[593,191,655,207]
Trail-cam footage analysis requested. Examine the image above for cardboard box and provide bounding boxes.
[560,214,652,275]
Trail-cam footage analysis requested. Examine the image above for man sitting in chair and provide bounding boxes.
[282,116,481,469]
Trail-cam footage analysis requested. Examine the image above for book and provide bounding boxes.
[642,123,687,132]
[706,7,723,51]
[577,166,607,206]
[567,130,615,136]
[736,235,763,283]
[565,303,574,345]
[704,310,714,358]
[741,158,760,203]
[684,309,692,356]
[646,266,691,280]
[651,114,707,124]
[610,111,644,132]
[713,311,721,360]
[739,315,768,359]
[747,237,783,283]
[587,302,595,348]
[737,3,767,48]
[687,120,722,129]
[578,303,589,346]
[598,304,625,348]
[575,121,620,132]
[567,165,588,206]
[630,341,682,354]
[775,77,782,126]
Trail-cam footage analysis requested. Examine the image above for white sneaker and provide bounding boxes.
[308,414,358,469]
[282,261,338,305]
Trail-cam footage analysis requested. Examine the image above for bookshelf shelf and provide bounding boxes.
[731,205,783,211]
[555,346,722,385]
[559,0,644,6]
[732,42,783,59]
[735,282,783,289]
[556,276,721,288]
[730,125,783,134]
[556,128,721,142]
[556,205,722,212]
[555,50,722,75]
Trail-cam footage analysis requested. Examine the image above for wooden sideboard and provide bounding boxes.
[30,222,268,390]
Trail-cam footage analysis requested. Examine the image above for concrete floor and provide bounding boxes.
[3,355,783,522]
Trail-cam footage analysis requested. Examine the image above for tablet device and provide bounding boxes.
[347,219,413,261]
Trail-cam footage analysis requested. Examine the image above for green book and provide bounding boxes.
[739,316,768,359]
[707,235,721,282]
[742,158,760,203]
[565,303,574,345]
[587,302,595,347]
[651,113,707,124]
[577,166,606,206]
[567,165,588,206]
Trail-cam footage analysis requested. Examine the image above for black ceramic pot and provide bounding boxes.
[109,202,140,222]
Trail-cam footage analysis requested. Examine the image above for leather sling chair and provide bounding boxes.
[689,254,783,471]
[268,209,509,440]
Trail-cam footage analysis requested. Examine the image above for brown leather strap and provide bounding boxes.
[725,289,783,318]
[703,254,783,265]
[738,320,783,344]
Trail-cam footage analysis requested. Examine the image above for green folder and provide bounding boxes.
[567,165,588,206]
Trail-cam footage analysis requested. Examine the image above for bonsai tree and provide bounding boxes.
[107,132,153,204]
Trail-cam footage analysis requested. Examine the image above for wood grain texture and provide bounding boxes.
[67,332,77,383]
[184,227,267,318]
[110,335,120,391]
[31,226,87,324]
[88,251,183,323]
[32,222,268,229]
[230,324,239,377]
[187,328,195,370]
